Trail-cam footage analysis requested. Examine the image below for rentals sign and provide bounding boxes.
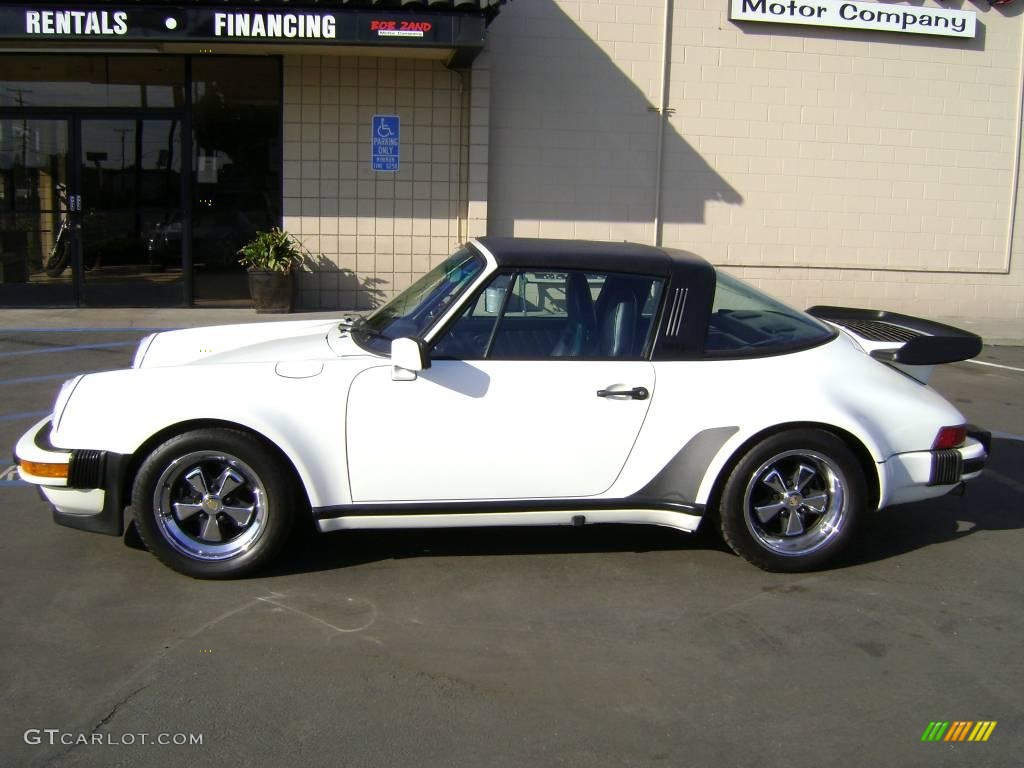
[730,0,976,39]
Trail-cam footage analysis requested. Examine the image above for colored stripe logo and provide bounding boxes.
[921,721,997,742]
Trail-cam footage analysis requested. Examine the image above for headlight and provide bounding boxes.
[52,375,84,431]
[133,333,158,369]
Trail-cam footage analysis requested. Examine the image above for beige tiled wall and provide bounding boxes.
[282,54,483,310]
[486,0,1024,321]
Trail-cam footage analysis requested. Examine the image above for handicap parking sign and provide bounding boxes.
[372,115,400,172]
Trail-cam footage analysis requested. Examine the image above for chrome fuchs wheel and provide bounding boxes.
[132,429,296,579]
[742,450,847,557]
[153,451,268,562]
[718,429,866,572]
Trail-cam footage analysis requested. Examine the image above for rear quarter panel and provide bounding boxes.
[610,333,966,506]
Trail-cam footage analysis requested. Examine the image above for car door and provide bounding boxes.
[345,269,665,503]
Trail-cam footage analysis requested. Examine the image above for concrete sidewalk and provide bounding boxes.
[0,307,1021,345]
[0,307,346,331]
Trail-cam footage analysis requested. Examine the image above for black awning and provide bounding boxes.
[0,1,508,66]
[0,0,507,21]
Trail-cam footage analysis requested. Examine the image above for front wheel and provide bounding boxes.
[132,429,296,579]
[717,429,866,572]
[43,224,71,277]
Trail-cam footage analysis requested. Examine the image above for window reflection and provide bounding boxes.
[191,57,282,304]
[0,55,184,109]
[0,118,72,294]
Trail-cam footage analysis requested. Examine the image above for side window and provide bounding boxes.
[705,271,833,355]
[431,273,512,359]
[432,269,665,360]
[490,271,578,358]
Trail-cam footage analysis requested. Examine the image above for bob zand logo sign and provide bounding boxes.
[370,20,433,38]
[730,0,976,39]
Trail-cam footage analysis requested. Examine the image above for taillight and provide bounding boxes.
[933,425,967,450]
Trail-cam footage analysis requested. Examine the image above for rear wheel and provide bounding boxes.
[718,429,865,572]
[132,429,295,579]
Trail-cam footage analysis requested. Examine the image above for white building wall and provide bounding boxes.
[282,54,483,310]
[486,0,1024,324]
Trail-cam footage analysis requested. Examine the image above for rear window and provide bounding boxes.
[705,271,834,356]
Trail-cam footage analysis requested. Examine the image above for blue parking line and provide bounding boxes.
[0,410,50,422]
[0,371,99,387]
[0,327,172,333]
[0,341,135,358]
[0,479,27,487]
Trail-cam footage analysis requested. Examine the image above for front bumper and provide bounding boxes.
[14,417,129,536]
[882,426,990,508]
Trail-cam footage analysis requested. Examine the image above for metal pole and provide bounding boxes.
[653,0,674,247]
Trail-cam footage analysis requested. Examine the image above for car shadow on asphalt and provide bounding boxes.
[133,439,1022,578]
[263,520,732,578]
[841,437,1023,568]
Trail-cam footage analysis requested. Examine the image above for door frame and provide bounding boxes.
[0,106,190,306]
[71,108,190,307]
[0,113,74,306]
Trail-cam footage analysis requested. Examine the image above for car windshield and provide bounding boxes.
[705,271,835,355]
[349,246,485,355]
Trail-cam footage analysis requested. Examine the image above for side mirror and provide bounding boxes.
[391,337,430,381]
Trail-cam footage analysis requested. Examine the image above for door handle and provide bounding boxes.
[596,386,649,400]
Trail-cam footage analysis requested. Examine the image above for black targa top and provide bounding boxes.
[471,237,716,360]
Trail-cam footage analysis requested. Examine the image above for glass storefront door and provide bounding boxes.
[191,57,281,306]
[0,118,74,305]
[78,117,184,305]
[0,116,185,305]
[0,53,281,308]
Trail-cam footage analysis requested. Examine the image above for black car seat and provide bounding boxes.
[551,272,597,357]
[597,278,641,358]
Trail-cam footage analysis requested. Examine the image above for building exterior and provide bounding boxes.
[1,0,1021,327]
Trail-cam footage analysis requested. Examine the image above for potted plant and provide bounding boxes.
[237,227,302,313]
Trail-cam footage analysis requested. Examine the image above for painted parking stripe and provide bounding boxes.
[0,410,51,422]
[0,465,26,487]
[991,430,1024,442]
[967,359,1024,373]
[0,341,135,358]
[0,371,99,387]
[0,327,171,333]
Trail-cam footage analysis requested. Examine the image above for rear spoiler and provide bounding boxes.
[806,306,982,365]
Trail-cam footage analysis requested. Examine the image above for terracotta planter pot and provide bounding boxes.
[247,270,294,314]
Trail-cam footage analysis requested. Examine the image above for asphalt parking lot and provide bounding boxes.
[1,323,1022,768]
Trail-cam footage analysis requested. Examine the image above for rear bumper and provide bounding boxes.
[881,426,989,508]
[14,417,129,536]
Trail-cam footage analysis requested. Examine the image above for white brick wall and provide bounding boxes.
[487,0,1024,322]
[282,54,486,310]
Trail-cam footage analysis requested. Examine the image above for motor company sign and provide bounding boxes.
[730,0,976,39]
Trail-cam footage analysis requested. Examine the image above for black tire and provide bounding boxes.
[44,226,71,277]
[131,429,296,579]
[717,429,866,572]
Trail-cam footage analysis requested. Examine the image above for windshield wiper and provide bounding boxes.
[348,317,392,344]
[337,314,360,329]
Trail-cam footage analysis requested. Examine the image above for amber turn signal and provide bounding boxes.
[18,460,69,479]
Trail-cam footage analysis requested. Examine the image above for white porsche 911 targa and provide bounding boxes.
[16,238,989,578]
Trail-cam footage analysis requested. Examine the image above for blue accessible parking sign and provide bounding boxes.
[371,115,400,172]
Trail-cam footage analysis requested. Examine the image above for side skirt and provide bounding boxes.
[313,500,705,534]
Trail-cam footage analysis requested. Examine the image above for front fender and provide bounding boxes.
[51,363,358,509]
